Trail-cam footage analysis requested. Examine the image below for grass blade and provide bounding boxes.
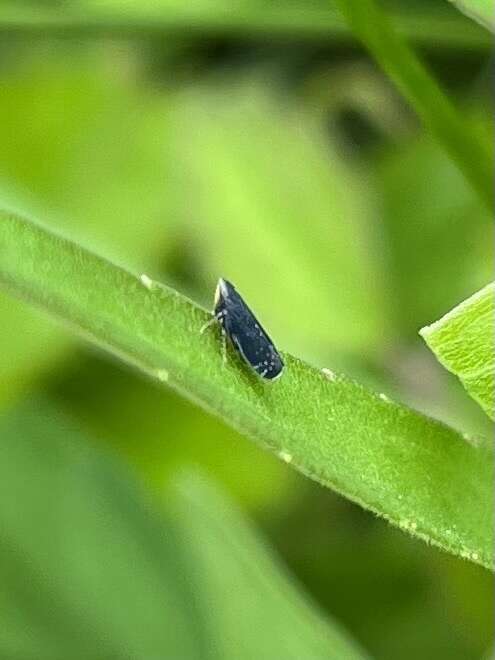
[420,283,495,420]
[446,0,495,32]
[0,210,493,569]
[0,2,490,49]
[1,399,369,660]
[333,0,493,210]
[169,470,371,660]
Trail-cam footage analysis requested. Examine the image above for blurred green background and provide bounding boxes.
[0,1,493,659]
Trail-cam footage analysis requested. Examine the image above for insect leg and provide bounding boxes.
[200,310,224,335]
[199,316,216,334]
[221,327,227,366]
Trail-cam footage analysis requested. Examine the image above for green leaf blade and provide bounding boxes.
[0,211,493,569]
[420,283,495,420]
[169,471,371,660]
[447,0,495,32]
[1,399,369,660]
[1,0,493,50]
[333,0,493,210]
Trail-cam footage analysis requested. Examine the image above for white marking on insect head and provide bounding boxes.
[214,278,227,305]
[216,278,230,302]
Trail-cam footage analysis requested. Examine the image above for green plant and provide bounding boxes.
[0,211,492,569]
[421,283,495,420]
[1,399,369,660]
[0,1,492,658]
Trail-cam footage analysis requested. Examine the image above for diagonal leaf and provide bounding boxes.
[333,0,493,210]
[0,401,201,660]
[168,470,370,660]
[0,210,493,569]
[420,283,495,421]
[446,0,495,32]
[0,399,369,660]
[0,0,491,49]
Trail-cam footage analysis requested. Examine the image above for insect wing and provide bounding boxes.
[231,329,284,380]
[215,280,284,380]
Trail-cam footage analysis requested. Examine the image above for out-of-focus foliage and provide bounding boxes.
[0,1,493,658]
[0,0,491,46]
[0,400,368,660]
[421,283,495,420]
[0,50,173,405]
[170,82,387,359]
[446,0,495,32]
[334,0,492,208]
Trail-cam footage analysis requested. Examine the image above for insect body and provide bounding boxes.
[202,278,284,380]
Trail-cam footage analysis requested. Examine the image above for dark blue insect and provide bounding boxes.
[201,278,284,380]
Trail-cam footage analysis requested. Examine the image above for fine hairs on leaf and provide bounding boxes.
[0,211,493,569]
[420,283,495,421]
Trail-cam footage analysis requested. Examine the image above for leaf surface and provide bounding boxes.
[420,283,495,420]
[0,211,492,568]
